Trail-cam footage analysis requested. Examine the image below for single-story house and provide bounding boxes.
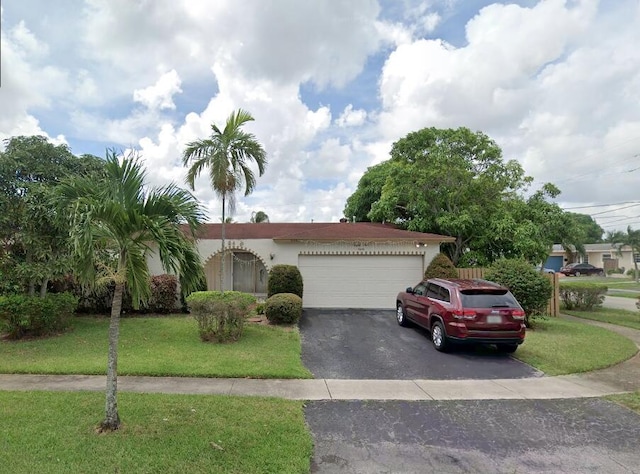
[546,243,640,272]
[148,221,455,309]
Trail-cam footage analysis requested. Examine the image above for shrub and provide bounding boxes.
[484,258,552,327]
[424,253,458,279]
[0,292,78,339]
[185,291,256,342]
[265,293,303,325]
[268,265,303,298]
[559,282,608,311]
[626,268,639,278]
[148,274,178,313]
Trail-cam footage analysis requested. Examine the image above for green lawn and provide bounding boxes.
[563,308,640,331]
[606,391,640,415]
[569,276,640,290]
[0,316,312,379]
[0,391,312,474]
[514,317,638,375]
[607,291,640,298]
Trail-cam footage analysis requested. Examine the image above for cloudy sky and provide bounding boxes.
[1,0,639,232]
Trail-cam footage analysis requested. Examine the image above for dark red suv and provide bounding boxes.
[396,278,526,353]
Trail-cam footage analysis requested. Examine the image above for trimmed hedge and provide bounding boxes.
[185,291,257,342]
[424,253,458,279]
[559,282,608,311]
[148,274,179,313]
[265,293,303,325]
[268,265,303,298]
[0,292,78,339]
[51,274,180,314]
[484,258,552,327]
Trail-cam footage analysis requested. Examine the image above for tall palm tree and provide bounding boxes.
[58,151,205,431]
[182,109,267,290]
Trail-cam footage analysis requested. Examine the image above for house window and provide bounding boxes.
[635,253,640,263]
[602,253,612,260]
[583,255,589,264]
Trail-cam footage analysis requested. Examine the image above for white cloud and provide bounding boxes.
[133,70,183,110]
[2,0,640,232]
[336,105,367,127]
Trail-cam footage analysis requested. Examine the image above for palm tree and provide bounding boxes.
[58,151,205,431]
[182,109,267,290]
[608,226,640,281]
[250,210,270,223]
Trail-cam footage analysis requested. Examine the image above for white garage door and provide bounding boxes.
[298,255,423,309]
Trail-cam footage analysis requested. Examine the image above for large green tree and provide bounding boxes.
[360,127,531,264]
[58,151,205,431]
[479,183,584,268]
[565,212,604,243]
[0,136,105,296]
[182,109,267,290]
[344,160,394,222]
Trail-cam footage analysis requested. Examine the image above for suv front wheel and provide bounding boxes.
[431,320,448,352]
[396,303,410,327]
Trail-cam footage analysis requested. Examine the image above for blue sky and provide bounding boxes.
[1,0,640,232]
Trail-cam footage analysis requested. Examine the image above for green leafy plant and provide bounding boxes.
[0,292,77,339]
[559,282,608,310]
[484,258,552,327]
[186,291,257,342]
[424,253,459,279]
[265,293,303,325]
[267,264,303,298]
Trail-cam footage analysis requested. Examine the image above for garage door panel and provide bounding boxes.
[299,255,423,309]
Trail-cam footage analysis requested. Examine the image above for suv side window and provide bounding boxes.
[426,283,442,300]
[413,283,427,296]
[438,286,451,303]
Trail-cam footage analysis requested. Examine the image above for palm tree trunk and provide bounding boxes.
[220,194,226,291]
[100,280,123,431]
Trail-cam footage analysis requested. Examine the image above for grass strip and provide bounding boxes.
[0,316,312,379]
[563,308,640,331]
[605,391,640,415]
[0,390,312,473]
[514,317,638,375]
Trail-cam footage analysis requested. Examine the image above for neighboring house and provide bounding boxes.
[546,243,640,272]
[147,222,455,309]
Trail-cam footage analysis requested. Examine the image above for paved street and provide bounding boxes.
[604,295,639,311]
[306,398,640,473]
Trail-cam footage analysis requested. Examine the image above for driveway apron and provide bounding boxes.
[299,309,540,380]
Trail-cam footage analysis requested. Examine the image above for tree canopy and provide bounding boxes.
[0,135,105,296]
[344,126,597,265]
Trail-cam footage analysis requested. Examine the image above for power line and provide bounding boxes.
[562,201,640,210]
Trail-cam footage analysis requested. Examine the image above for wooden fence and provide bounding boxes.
[456,268,560,317]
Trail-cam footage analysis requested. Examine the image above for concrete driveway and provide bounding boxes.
[299,309,540,380]
[306,398,640,473]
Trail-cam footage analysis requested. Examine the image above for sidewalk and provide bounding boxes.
[1,316,638,401]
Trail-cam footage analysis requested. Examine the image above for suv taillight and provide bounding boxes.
[452,309,476,320]
[511,309,525,320]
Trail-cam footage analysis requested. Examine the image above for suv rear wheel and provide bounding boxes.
[396,303,410,327]
[431,320,448,352]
